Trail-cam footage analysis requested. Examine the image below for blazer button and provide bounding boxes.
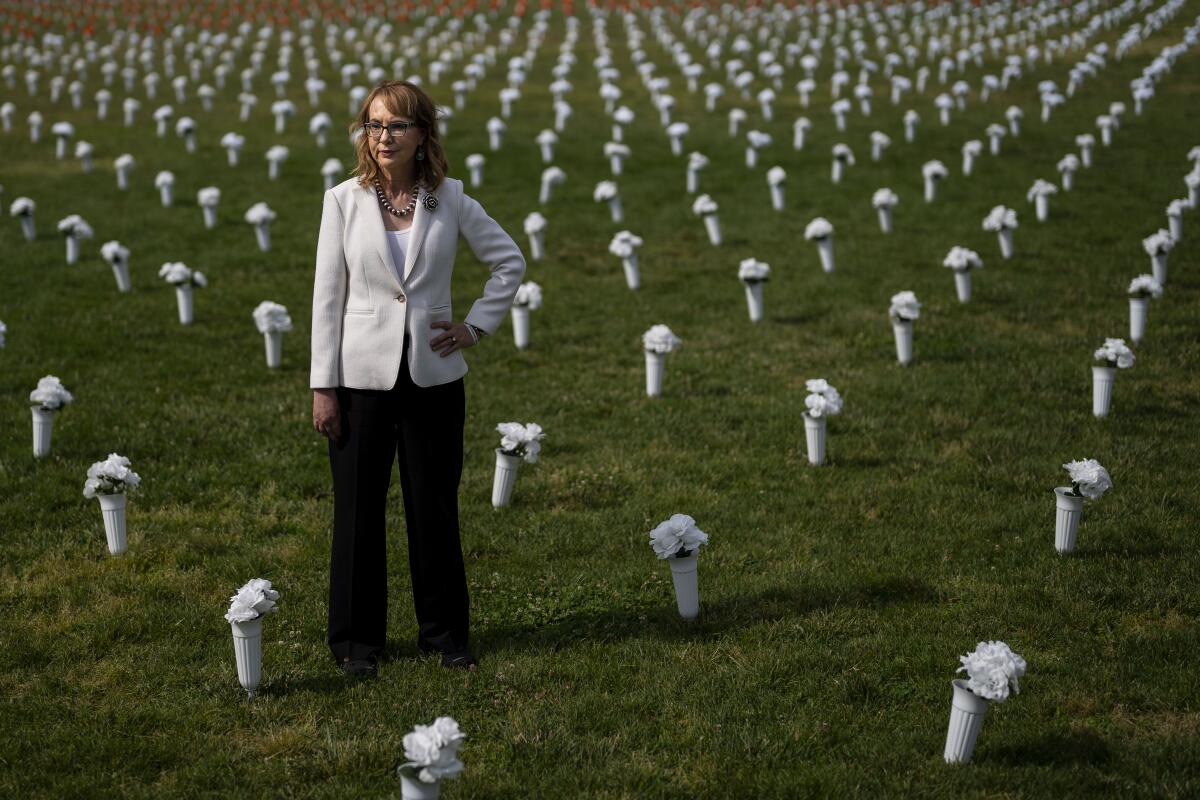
[395,293,406,303]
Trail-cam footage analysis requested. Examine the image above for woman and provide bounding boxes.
[311,81,525,675]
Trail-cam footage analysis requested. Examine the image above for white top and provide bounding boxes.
[384,228,410,283]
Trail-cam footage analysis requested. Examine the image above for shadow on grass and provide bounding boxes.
[475,575,939,655]
[987,729,1112,766]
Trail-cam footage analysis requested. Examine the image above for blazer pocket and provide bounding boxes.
[343,307,374,316]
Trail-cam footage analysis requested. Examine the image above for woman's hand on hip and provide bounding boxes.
[313,389,342,442]
[429,321,477,358]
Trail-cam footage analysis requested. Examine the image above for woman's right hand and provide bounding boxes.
[313,389,342,442]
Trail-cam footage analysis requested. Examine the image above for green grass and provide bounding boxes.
[2,3,1200,797]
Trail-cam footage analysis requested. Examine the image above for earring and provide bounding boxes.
[415,147,425,161]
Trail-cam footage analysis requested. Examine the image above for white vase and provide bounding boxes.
[877,207,892,234]
[943,679,988,763]
[622,255,640,290]
[31,407,54,457]
[254,224,271,252]
[160,185,173,207]
[1151,253,1167,285]
[686,169,699,194]
[609,155,623,175]
[510,305,530,350]
[528,231,544,261]
[923,177,937,203]
[997,229,1014,260]
[1035,195,1049,222]
[668,554,700,620]
[769,184,784,211]
[1061,171,1074,191]
[816,239,835,273]
[491,448,521,508]
[745,147,757,168]
[230,616,263,697]
[65,235,80,265]
[202,205,217,229]
[892,319,913,366]
[19,215,36,240]
[1168,215,1182,243]
[743,281,764,322]
[399,774,440,800]
[645,350,666,397]
[1092,365,1115,417]
[1054,487,1084,554]
[607,197,624,223]
[804,414,827,465]
[703,214,722,246]
[264,330,283,368]
[176,284,194,325]
[831,160,844,183]
[953,270,972,303]
[112,262,131,292]
[98,492,128,555]
[1128,297,1148,344]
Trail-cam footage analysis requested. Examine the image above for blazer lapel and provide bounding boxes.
[354,186,405,294]
[403,185,436,281]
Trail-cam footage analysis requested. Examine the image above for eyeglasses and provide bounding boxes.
[363,121,416,139]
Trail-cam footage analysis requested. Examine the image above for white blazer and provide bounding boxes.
[310,176,525,390]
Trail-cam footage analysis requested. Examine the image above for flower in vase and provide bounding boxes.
[957,641,1026,701]
[1127,275,1163,299]
[100,240,129,265]
[252,301,293,333]
[9,196,35,217]
[592,180,618,202]
[496,422,545,463]
[1141,229,1173,256]
[1062,458,1112,499]
[738,258,770,283]
[691,194,718,216]
[943,246,983,272]
[82,452,141,499]
[57,214,93,239]
[244,202,276,226]
[643,324,682,354]
[225,577,281,622]
[648,513,709,558]
[888,291,921,321]
[1093,337,1134,369]
[609,231,643,258]
[804,217,833,241]
[982,205,1018,231]
[30,375,74,410]
[513,281,543,310]
[804,379,843,418]
[523,212,547,236]
[872,188,899,209]
[159,261,207,287]
[398,717,466,785]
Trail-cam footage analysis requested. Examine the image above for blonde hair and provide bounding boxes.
[350,81,449,191]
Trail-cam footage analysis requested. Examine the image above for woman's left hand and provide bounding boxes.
[429,320,477,357]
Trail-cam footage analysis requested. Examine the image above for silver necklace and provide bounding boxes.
[374,180,419,217]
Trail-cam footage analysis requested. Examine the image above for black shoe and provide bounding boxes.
[340,657,378,678]
[441,651,477,670]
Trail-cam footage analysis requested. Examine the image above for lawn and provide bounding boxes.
[1,1,1199,797]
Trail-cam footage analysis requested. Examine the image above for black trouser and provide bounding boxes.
[327,344,469,662]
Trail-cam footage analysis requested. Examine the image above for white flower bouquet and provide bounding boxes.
[57,214,93,264]
[1092,339,1132,417]
[539,166,566,204]
[10,196,36,240]
[943,246,982,272]
[593,180,622,222]
[830,143,855,182]
[650,514,708,619]
[686,151,709,193]
[509,282,541,349]
[465,153,485,186]
[1054,458,1111,553]
[888,291,920,365]
[159,261,207,288]
[805,217,835,272]
[738,258,770,322]
[253,301,293,332]
[922,159,948,202]
[1142,229,1173,284]
[244,202,277,252]
[226,577,280,696]
[30,375,73,411]
[1127,275,1161,343]
[523,212,547,260]
[197,186,221,228]
[691,192,721,244]
[803,378,842,465]
[100,240,132,292]
[1026,179,1058,222]
[944,641,1027,763]
[83,452,142,499]
[396,717,465,795]
[492,423,544,507]
[766,166,786,210]
[872,188,898,233]
[643,324,681,397]
[84,452,141,555]
[608,230,644,289]
[982,205,1018,258]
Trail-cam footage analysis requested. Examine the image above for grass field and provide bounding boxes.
[2,2,1199,797]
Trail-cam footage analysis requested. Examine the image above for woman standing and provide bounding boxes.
[311,81,525,675]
